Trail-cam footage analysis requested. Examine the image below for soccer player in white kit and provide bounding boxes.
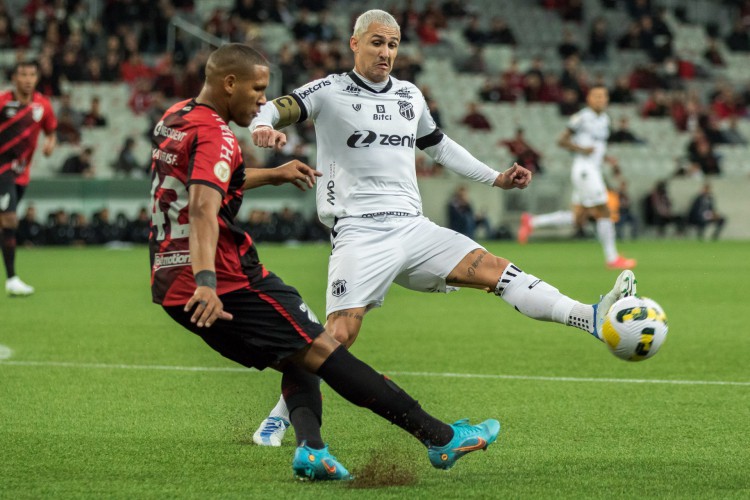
[248,10,637,447]
[517,87,637,270]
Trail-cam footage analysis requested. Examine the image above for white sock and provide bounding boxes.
[496,263,595,333]
[495,263,576,323]
[531,210,574,229]
[596,218,618,263]
[268,394,289,421]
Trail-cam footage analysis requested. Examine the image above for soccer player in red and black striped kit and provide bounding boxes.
[0,61,57,296]
[150,43,499,481]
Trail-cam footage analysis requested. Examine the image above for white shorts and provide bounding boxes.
[326,215,483,316]
[570,158,608,208]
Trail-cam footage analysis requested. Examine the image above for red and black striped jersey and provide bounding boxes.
[149,98,264,306]
[0,90,57,185]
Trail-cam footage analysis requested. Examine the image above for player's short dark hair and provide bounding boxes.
[12,60,39,74]
[205,43,268,80]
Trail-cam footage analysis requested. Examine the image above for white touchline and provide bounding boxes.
[0,345,12,360]
[0,359,748,387]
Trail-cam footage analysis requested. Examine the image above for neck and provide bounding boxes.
[195,88,227,122]
[353,68,387,85]
[15,91,33,105]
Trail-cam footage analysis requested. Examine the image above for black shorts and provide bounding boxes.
[0,173,24,214]
[163,272,325,370]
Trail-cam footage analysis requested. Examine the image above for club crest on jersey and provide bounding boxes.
[31,104,43,122]
[398,100,415,120]
[5,108,16,118]
[213,160,231,183]
[352,103,361,112]
[331,279,347,297]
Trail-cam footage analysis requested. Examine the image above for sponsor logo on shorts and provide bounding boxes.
[331,279,347,297]
[153,251,191,270]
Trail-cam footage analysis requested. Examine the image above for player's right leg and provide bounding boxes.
[295,334,501,473]
[0,179,32,297]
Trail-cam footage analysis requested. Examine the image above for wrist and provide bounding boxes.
[194,270,217,289]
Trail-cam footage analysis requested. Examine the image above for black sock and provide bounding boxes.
[316,346,453,447]
[1,228,17,279]
[282,365,324,449]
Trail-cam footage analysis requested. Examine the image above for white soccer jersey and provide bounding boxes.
[567,107,610,167]
[257,72,443,227]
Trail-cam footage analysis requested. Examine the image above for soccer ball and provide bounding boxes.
[601,296,668,362]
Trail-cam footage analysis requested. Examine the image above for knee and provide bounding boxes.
[328,324,358,347]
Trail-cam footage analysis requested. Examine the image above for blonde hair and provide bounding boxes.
[352,9,400,38]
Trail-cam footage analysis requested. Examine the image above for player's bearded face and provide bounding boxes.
[352,23,400,83]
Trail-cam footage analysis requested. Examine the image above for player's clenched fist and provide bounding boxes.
[493,162,532,190]
[252,125,287,150]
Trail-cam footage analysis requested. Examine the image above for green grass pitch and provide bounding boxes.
[2,240,749,498]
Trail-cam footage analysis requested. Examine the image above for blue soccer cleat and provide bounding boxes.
[292,442,352,481]
[428,418,501,470]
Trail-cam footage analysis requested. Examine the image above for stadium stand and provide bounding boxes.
[2,0,748,241]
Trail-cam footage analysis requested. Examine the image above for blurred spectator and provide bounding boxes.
[460,102,492,130]
[292,8,317,41]
[91,208,121,244]
[243,209,273,242]
[113,137,142,177]
[456,45,486,73]
[417,14,442,45]
[129,78,155,114]
[447,186,491,239]
[499,128,544,174]
[152,54,180,98]
[614,180,638,240]
[71,212,96,245]
[84,57,105,82]
[82,96,108,128]
[127,207,151,244]
[643,180,686,236]
[641,90,669,117]
[273,207,307,242]
[704,37,726,66]
[0,16,12,49]
[314,10,338,42]
[618,21,643,50]
[687,137,722,176]
[485,16,516,45]
[463,15,485,46]
[608,116,646,144]
[558,87,581,115]
[120,52,152,83]
[56,93,83,144]
[46,210,74,246]
[725,19,750,52]
[609,75,635,104]
[687,183,726,240]
[37,56,61,96]
[60,147,95,177]
[558,28,581,59]
[17,205,45,247]
[587,17,609,61]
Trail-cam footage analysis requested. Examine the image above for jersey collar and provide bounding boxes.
[347,71,392,94]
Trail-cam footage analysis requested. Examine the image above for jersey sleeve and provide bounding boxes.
[291,76,334,121]
[187,124,238,197]
[567,111,583,133]
[415,93,444,150]
[42,98,57,133]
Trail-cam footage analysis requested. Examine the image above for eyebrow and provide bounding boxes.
[370,34,400,42]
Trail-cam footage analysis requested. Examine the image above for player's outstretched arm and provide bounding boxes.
[243,160,322,191]
[493,162,532,190]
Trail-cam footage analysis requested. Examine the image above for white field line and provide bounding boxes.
[0,358,749,387]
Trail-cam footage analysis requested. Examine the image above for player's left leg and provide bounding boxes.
[446,248,636,340]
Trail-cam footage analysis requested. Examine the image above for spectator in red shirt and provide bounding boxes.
[460,102,492,130]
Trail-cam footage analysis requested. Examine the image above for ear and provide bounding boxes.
[349,35,358,53]
[224,74,237,95]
